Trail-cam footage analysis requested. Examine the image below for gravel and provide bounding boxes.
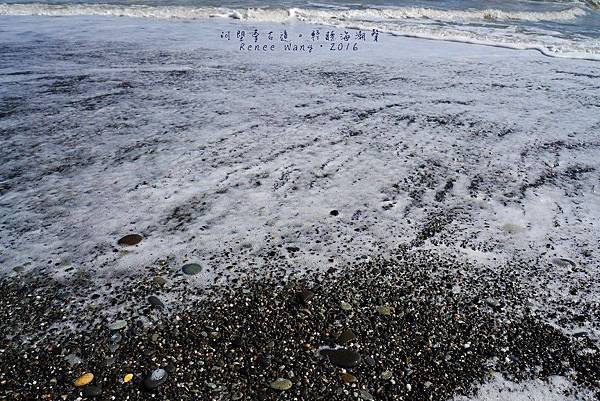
[0,247,599,400]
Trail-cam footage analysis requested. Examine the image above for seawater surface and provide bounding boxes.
[1,0,599,59]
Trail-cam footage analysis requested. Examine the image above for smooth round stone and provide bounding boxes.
[108,320,127,331]
[359,389,374,401]
[102,357,116,367]
[182,263,202,275]
[117,234,143,246]
[381,370,393,380]
[376,305,394,316]
[269,378,293,391]
[337,329,356,345]
[148,295,165,309]
[364,356,376,367]
[297,289,315,304]
[73,372,94,387]
[341,373,358,383]
[484,298,500,308]
[65,353,82,366]
[321,348,361,368]
[123,373,133,383]
[82,385,102,397]
[144,368,168,389]
[340,301,353,311]
[153,276,167,286]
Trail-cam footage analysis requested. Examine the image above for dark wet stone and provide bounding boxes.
[337,328,357,344]
[82,385,102,397]
[321,348,361,368]
[182,263,202,275]
[286,246,300,253]
[484,298,500,308]
[102,357,116,367]
[165,362,176,373]
[231,337,244,348]
[117,234,143,246]
[297,289,315,304]
[148,295,165,309]
[144,368,168,390]
[330,210,339,216]
[551,257,576,268]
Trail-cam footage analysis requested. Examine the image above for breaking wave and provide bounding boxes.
[0,3,598,60]
[0,3,588,22]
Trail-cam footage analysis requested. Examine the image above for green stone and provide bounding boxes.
[108,320,127,331]
[269,378,292,391]
[182,263,202,275]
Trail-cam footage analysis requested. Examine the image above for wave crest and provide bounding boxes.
[0,3,588,23]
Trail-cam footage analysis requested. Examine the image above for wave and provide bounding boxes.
[0,3,588,22]
[0,3,598,61]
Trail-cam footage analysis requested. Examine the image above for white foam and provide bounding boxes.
[0,3,587,22]
[0,3,597,60]
[455,373,597,401]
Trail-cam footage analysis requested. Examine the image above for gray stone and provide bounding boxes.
[144,368,168,389]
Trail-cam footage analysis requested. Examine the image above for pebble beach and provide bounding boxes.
[1,5,600,401]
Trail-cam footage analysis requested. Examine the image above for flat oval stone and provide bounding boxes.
[108,320,127,331]
[341,373,358,383]
[123,373,133,383]
[74,372,94,387]
[117,234,143,246]
[269,378,292,391]
[376,305,394,316]
[148,295,165,309]
[551,257,576,268]
[340,301,353,311]
[182,263,202,275]
[144,368,168,389]
[321,348,361,368]
[82,385,102,397]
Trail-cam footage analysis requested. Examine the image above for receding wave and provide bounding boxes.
[0,3,598,61]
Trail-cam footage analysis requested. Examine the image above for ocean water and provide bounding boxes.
[1,0,599,59]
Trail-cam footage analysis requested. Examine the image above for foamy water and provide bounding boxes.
[1,0,599,59]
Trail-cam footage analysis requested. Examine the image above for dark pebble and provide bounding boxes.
[148,295,165,309]
[337,328,357,344]
[297,289,315,304]
[330,210,339,216]
[321,348,362,368]
[117,234,143,246]
[82,385,102,397]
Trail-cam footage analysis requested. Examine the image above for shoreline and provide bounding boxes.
[1,13,599,401]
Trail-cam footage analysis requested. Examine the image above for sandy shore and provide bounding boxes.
[1,15,599,400]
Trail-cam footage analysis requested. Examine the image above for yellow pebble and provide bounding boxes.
[73,373,94,387]
[123,373,133,383]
